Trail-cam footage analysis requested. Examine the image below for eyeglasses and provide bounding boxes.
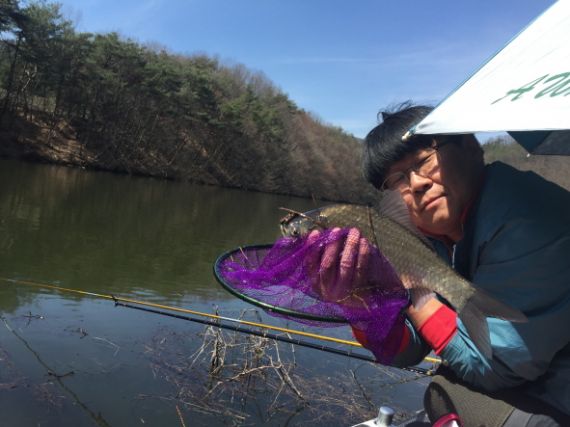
[380,145,443,192]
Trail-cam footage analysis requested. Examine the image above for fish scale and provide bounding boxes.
[280,202,527,358]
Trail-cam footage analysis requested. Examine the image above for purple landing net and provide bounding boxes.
[214,228,410,364]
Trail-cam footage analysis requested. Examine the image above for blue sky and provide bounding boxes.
[57,0,554,138]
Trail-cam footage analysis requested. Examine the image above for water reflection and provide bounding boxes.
[0,159,317,302]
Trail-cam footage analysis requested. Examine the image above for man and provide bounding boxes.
[321,103,570,426]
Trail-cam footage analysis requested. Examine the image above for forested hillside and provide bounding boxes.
[0,0,375,203]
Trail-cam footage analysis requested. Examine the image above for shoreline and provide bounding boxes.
[0,120,369,204]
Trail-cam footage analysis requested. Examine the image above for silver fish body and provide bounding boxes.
[280,202,526,358]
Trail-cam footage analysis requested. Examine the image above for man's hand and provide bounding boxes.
[305,227,375,306]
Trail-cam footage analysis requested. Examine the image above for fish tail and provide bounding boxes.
[458,289,527,359]
[458,303,493,359]
[468,289,527,323]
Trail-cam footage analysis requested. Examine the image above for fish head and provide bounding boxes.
[279,208,329,237]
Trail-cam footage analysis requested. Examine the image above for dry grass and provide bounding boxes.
[142,317,426,426]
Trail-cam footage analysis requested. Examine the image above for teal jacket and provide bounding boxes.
[394,161,570,415]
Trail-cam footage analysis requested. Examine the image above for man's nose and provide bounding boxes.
[409,171,432,192]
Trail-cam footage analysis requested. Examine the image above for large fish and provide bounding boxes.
[279,191,527,358]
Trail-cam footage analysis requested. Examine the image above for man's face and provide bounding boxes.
[384,137,480,241]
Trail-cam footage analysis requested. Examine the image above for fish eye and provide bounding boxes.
[316,215,328,227]
[279,212,295,225]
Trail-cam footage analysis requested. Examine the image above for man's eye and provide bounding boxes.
[417,156,431,168]
[392,174,405,185]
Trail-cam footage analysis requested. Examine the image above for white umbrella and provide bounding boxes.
[412,1,570,155]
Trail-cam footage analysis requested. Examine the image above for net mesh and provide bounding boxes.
[215,228,410,363]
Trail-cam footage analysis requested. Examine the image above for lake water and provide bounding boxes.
[0,159,429,426]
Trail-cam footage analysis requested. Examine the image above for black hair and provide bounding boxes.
[362,102,435,189]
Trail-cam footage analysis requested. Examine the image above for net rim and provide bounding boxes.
[213,244,347,323]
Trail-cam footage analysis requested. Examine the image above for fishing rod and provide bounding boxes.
[0,277,440,373]
[113,299,433,375]
[1,278,360,346]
